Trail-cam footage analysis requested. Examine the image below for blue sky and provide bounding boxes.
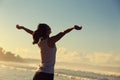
[0,0,120,66]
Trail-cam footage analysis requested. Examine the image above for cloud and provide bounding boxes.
[12,47,120,66]
[15,48,29,54]
[56,47,85,63]
[13,47,40,59]
[56,47,120,66]
[86,52,120,65]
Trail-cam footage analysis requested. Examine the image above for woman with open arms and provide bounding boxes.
[16,23,82,80]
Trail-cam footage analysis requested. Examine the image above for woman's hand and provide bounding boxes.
[74,25,82,30]
[16,24,24,29]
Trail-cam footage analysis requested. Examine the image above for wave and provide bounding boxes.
[0,61,37,72]
[55,69,120,80]
[0,61,120,80]
[55,73,91,80]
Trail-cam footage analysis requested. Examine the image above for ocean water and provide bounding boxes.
[0,61,69,80]
[0,61,120,80]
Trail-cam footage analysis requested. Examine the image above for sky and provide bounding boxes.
[0,0,120,66]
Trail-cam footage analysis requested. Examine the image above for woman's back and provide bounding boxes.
[38,38,57,74]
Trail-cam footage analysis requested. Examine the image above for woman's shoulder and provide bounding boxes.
[48,38,56,48]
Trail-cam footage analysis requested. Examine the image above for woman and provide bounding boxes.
[16,23,82,80]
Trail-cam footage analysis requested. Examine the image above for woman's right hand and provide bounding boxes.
[16,24,24,29]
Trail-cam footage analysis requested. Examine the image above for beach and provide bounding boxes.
[0,61,120,80]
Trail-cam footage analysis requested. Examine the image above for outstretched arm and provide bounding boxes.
[16,24,33,35]
[49,25,82,44]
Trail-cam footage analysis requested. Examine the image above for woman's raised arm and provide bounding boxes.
[16,24,34,35]
[49,25,82,44]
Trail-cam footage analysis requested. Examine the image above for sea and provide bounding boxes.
[0,61,120,80]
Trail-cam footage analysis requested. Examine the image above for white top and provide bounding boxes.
[38,38,56,74]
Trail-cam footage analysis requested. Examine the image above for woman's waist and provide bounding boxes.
[39,64,55,74]
[41,62,55,67]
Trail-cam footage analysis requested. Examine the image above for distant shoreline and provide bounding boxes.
[0,47,40,63]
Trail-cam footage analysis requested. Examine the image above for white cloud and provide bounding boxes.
[56,47,84,63]
[12,47,120,67]
[13,48,40,59]
[86,52,120,66]
[56,47,120,66]
[15,48,29,54]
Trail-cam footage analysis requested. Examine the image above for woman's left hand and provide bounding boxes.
[74,25,82,30]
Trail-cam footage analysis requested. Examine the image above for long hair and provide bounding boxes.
[32,23,50,44]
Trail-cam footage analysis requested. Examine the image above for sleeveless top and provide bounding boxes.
[38,38,57,74]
